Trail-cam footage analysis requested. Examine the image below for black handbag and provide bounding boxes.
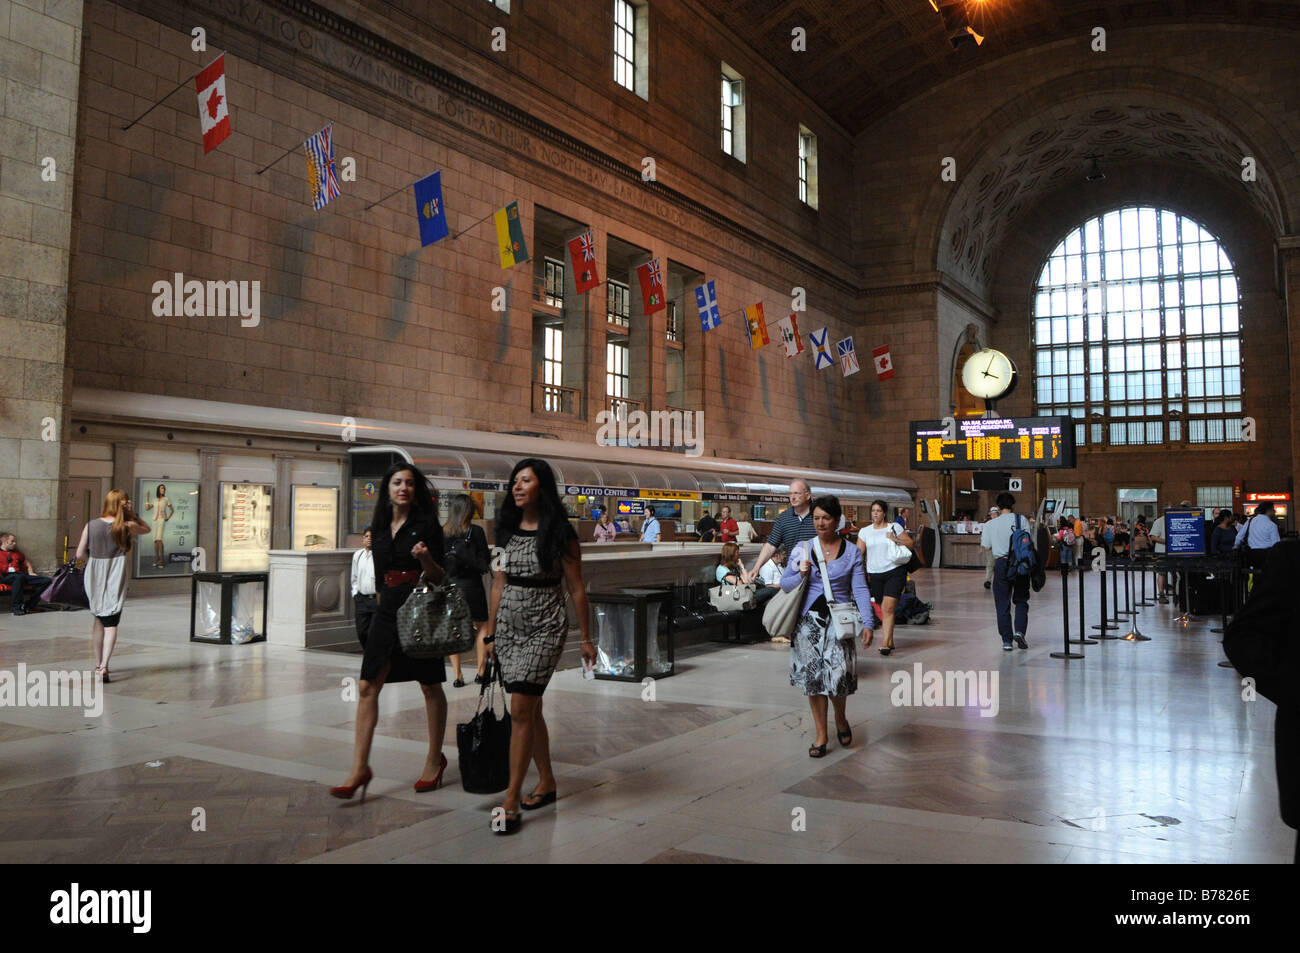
[457,658,512,794]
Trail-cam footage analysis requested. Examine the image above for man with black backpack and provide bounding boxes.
[980,492,1037,651]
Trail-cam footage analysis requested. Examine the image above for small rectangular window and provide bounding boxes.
[721,64,745,162]
[798,126,818,208]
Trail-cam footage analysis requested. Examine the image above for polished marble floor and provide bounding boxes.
[0,569,1290,863]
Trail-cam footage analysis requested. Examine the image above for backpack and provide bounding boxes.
[1061,527,1076,546]
[1005,515,1037,580]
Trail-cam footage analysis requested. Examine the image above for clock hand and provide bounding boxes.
[984,355,996,374]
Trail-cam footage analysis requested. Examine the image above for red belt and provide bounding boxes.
[383,570,420,588]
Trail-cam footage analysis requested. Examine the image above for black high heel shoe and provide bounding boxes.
[879,645,894,656]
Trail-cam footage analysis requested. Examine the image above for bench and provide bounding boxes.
[666,581,767,645]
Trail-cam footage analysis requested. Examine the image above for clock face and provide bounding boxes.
[961,348,1017,400]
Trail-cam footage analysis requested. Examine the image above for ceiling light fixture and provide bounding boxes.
[1084,153,1106,182]
[929,0,987,49]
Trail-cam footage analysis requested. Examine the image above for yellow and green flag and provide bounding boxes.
[493,201,529,268]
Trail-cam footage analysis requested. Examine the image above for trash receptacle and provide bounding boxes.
[589,588,674,681]
[191,572,268,644]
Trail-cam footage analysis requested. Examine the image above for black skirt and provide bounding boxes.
[448,572,489,622]
[359,583,446,685]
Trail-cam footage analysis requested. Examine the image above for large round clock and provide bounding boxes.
[961,348,1017,401]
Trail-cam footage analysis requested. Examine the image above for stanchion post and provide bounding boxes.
[1093,559,1120,637]
[1071,556,1096,645]
[1051,563,1084,660]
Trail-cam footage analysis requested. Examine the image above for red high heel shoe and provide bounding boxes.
[329,767,373,801]
[413,753,447,792]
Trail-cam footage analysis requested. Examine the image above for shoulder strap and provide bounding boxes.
[813,537,837,602]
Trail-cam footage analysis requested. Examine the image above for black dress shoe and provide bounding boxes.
[12,606,27,616]
[983,581,991,590]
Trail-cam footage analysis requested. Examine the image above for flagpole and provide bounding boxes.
[451,210,497,241]
[121,70,201,131]
[364,179,419,211]
[256,120,333,175]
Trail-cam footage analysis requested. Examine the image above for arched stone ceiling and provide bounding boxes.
[698,0,1300,133]
[937,99,1285,296]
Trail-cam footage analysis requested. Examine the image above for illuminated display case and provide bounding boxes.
[134,479,199,579]
[220,483,273,572]
[291,485,338,550]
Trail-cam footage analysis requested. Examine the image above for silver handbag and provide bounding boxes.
[814,537,864,640]
[708,582,756,612]
[396,574,477,658]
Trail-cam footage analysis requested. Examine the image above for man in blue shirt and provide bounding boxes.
[640,507,661,543]
[1236,502,1281,568]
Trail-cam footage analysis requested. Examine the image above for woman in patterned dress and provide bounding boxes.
[781,495,875,758]
[485,458,595,835]
[330,464,449,802]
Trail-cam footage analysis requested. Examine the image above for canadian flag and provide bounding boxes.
[873,344,895,380]
[195,54,231,154]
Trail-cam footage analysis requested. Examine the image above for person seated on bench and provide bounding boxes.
[1,532,53,616]
[716,543,746,585]
[754,546,787,608]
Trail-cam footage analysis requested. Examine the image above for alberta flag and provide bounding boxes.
[195,54,231,154]
[636,258,666,315]
[413,171,449,246]
[809,327,834,370]
[695,280,721,332]
[567,231,600,293]
[303,124,340,210]
[837,337,860,377]
[777,313,803,357]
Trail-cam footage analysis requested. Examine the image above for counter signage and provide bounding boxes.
[1164,508,1207,556]
[565,485,630,497]
[633,489,701,502]
[1245,492,1290,502]
[615,500,646,517]
[465,480,506,491]
[909,416,1076,471]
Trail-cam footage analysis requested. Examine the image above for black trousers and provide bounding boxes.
[353,593,377,648]
[9,574,52,611]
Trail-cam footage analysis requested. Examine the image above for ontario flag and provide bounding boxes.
[744,303,769,349]
[873,344,895,380]
[777,313,803,357]
[567,231,600,293]
[837,337,860,377]
[195,54,232,154]
[636,258,666,315]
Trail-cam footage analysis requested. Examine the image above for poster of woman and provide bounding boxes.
[135,480,199,578]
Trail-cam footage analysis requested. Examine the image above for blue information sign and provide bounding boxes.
[1164,508,1206,556]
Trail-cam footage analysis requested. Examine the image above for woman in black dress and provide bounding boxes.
[330,464,449,801]
[442,494,491,687]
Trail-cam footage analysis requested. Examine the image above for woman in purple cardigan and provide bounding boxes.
[781,495,875,757]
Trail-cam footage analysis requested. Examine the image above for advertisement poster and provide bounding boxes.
[135,480,200,578]
[292,486,338,550]
[351,478,378,535]
[220,483,273,572]
[1164,508,1207,556]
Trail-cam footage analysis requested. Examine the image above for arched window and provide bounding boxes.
[1032,207,1243,447]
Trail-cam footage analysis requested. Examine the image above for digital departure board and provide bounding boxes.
[909,416,1076,471]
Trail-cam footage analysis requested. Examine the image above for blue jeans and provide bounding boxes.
[992,558,1030,641]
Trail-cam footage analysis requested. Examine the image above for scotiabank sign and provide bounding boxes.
[1245,492,1291,502]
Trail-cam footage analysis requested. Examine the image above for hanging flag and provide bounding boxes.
[636,258,666,314]
[413,171,449,246]
[195,54,232,154]
[695,280,721,332]
[777,313,803,357]
[493,201,529,268]
[838,337,860,377]
[303,124,340,210]
[873,344,895,380]
[744,303,769,349]
[567,231,600,293]
[809,327,834,370]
